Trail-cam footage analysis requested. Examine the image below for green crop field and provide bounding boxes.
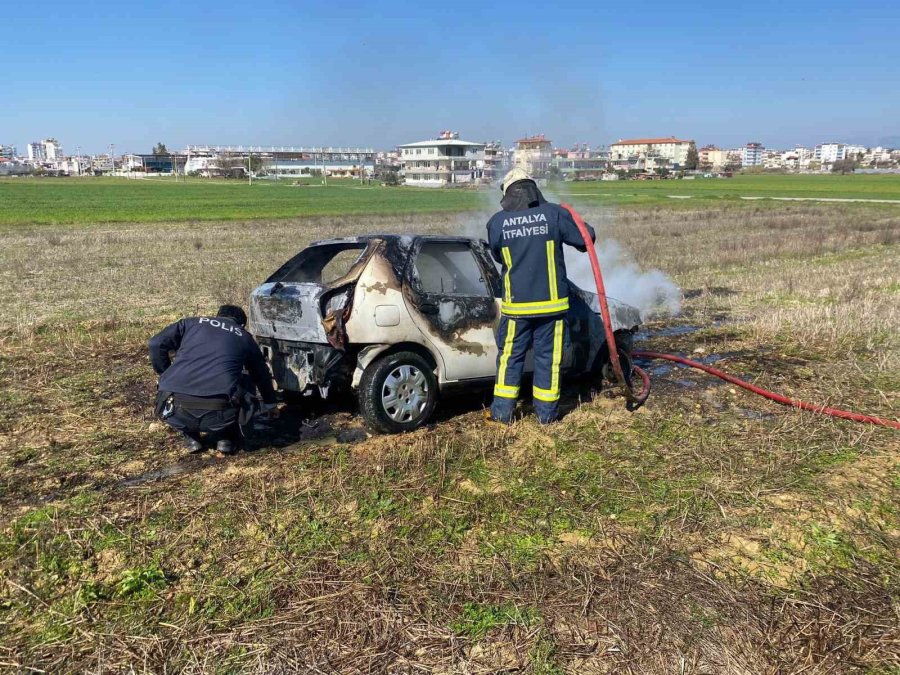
[0,177,487,228]
[2,174,900,228]
[555,173,900,203]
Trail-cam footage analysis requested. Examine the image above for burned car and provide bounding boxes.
[248,235,641,433]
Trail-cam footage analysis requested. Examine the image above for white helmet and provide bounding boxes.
[501,167,533,195]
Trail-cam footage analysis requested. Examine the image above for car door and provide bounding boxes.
[404,239,499,382]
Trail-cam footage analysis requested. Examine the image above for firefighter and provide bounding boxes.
[486,168,596,424]
[149,305,279,454]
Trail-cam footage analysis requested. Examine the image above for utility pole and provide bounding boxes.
[109,144,115,176]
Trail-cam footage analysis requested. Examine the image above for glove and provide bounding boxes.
[260,402,280,419]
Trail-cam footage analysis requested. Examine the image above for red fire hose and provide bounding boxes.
[562,204,651,411]
[561,203,899,430]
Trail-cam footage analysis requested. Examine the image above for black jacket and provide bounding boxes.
[487,181,596,318]
[149,317,276,403]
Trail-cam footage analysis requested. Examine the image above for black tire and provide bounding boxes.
[592,331,635,385]
[358,351,438,434]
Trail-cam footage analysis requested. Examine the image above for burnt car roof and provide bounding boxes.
[308,234,481,247]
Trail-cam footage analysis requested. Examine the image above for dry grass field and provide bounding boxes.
[1,202,898,673]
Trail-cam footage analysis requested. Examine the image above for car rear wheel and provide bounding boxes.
[358,351,438,433]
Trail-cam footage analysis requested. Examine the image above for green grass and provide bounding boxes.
[554,173,900,203]
[3,174,900,228]
[0,177,487,227]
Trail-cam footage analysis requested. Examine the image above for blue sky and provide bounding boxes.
[2,0,898,153]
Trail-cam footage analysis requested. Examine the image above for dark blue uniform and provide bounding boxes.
[486,183,595,423]
[149,316,276,443]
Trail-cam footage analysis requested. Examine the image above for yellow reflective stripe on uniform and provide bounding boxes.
[501,247,513,303]
[493,384,520,399]
[532,387,558,402]
[496,318,516,391]
[532,319,564,402]
[546,240,558,301]
[501,298,569,316]
[551,318,564,394]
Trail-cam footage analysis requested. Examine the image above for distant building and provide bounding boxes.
[398,132,485,187]
[763,149,785,170]
[57,157,94,175]
[0,159,32,176]
[480,141,509,183]
[43,138,61,160]
[0,145,16,160]
[843,144,867,159]
[27,138,62,163]
[609,136,696,169]
[27,142,45,162]
[123,153,188,173]
[780,146,813,171]
[552,144,610,180]
[375,150,401,177]
[815,143,846,164]
[698,145,728,170]
[90,155,115,173]
[866,146,893,166]
[741,142,765,167]
[183,145,375,179]
[515,134,552,177]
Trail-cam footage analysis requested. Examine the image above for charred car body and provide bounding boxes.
[249,235,640,433]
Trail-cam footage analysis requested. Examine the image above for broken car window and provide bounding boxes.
[414,242,491,297]
[267,243,367,284]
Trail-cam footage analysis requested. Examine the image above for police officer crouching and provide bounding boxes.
[486,169,596,424]
[149,305,279,454]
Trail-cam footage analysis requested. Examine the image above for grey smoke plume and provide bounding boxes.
[454,192,681,320]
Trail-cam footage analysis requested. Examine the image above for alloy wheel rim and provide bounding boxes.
[381,365,429,423]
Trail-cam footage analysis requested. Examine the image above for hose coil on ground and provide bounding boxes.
[560,203,898,430]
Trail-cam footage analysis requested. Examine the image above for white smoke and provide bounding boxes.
[454,192,681,320]
[564,239,681,319]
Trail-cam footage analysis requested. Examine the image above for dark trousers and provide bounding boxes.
[163,400,240,444]
[490,314,567,424]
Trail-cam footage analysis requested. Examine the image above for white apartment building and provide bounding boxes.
[90,155,114,172]
[57,157,93,175]
[778,146,815,171]
[763,150,785,169]
[514,135,552,176]
[741,142,765,167]
[609,136,696,168]
[44,138,61,160]
[815,143,846,164]
[0,145,16,160]
[480,141,509,182]
[27,142,45,162]
[868,146,892,164]
[27,138,62,162]
[399,132,485,187]
[844,144,867,158]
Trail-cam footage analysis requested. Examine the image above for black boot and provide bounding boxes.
[216,438,237,455]
[181,433,203,453]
